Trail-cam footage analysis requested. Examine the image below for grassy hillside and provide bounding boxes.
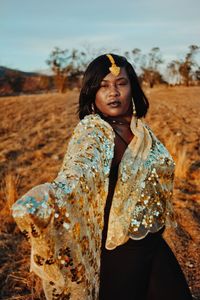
[0,86,200,299]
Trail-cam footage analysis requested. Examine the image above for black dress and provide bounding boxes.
[99,125,192,300]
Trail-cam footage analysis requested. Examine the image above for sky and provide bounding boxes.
[0,0,200,72]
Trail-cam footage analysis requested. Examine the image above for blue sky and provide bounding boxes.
[0,0,199,72]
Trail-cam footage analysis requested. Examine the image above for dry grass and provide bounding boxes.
[0,86,200,299]
[162,133,190,178]
[4,173,19,209]
[175,146,190,178]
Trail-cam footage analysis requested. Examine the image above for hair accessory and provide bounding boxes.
[106,54,120,76]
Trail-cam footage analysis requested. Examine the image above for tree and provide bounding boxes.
[167,60,181,85]
[141,47,164,88]
[130,48,143,74]
[46,48,79,93]
[195,67,200,83]
[125,47,164,88]
[178,45,199,86]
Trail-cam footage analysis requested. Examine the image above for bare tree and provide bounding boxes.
[131,48,143,73]
[194,67,200,83]
[167,60,181,85]
[179,45,199,86]
[124,48,164,87]
[46,48,79,93]
[141,47,164,88]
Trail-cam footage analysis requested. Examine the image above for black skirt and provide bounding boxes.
[99,164,192,300]
[99,227,193,300]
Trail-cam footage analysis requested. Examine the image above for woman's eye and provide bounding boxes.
[100,81,127,88]
[117,81,126,86]
[100,84,108,88]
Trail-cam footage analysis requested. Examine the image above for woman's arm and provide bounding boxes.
[11,115,114,298]
[12,115,112,231]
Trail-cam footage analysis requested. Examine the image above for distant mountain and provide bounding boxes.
[0,66,41,77]
[0,66,54,96]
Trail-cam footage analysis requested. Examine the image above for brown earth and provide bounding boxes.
[0,86,200,299]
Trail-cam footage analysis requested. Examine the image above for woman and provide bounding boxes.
[12,54,192,300]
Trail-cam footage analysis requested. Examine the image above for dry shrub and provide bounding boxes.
[5,271,45,300]
[0,236,45,300]
[165,134,190,179]
[174,146,189,179]
[26,272,45,300]
[5,173,19,208]
[189,161,200,188]
[0,172,45,299]
[0,173,19,233]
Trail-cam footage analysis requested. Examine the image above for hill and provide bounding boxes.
[0,66,53,96]
[0,66,39,77]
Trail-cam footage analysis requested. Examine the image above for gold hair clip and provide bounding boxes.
[106,54,120,76]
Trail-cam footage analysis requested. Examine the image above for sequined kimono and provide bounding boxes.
[12,113,176,300]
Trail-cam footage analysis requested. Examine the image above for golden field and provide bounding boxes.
[0,86,200,299]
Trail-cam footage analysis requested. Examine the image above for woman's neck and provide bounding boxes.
[100,114,132,126]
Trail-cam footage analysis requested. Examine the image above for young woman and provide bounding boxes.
[12,54,193,300]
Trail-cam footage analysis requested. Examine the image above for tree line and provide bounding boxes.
[46,45,200,92]
[2,45,199,95]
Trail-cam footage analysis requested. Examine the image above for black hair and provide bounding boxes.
[78,53,149,120]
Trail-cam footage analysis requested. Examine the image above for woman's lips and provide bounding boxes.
[108,100,121,108]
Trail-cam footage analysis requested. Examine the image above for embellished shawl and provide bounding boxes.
[12,113,176,300]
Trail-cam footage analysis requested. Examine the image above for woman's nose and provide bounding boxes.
[108,84,120,96]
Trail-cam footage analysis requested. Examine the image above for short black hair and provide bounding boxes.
[78,53,149,120]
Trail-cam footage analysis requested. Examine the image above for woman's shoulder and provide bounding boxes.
[75,114,114,135]
[67,114,115,149]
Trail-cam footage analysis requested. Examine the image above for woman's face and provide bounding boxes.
[95,67,132,117]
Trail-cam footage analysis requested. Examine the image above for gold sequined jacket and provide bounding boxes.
[12,114,176,300]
